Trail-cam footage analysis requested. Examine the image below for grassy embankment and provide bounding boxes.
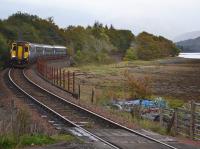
[0,107,80,149]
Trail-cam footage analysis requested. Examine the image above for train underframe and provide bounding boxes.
[10,57,29,68]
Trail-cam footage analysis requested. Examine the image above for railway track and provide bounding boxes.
[8,68,178,149]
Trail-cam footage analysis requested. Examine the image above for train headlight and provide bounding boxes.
[12,55,16,58]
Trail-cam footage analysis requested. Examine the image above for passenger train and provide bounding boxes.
[10,41,67,66]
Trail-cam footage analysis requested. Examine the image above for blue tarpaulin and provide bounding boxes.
[116,97,167,109]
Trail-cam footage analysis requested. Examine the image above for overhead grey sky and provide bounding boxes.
[1,0,200,40]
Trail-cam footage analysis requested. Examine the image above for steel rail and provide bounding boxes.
[23,69,178,149]
[8,68,121,149]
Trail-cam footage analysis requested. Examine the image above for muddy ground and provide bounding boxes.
[130,58,200,101]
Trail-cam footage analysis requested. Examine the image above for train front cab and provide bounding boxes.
[10,42,29,65]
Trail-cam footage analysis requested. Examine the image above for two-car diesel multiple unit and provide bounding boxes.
[10,41,67,66]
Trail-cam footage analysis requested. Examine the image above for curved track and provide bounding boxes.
[8,68,178,149]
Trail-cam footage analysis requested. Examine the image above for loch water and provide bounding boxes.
[179,53,200,59]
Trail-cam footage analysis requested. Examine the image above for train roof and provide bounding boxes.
[13,41,66,49]
[29,43,66,49]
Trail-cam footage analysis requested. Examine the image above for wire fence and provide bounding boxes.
[36,58,137,129]
[160,101,200,140]
[37,57,79,98]
[36,57,101,102]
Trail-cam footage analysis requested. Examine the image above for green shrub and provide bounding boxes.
[124,70,152,99]
[167,98,184,108]
[19,134,55,146]
[0,134,77,149]
[12,108,31,139]
[0,136,16,149]
[51,134,77,142]
[138,119,166,135]
[0,33,9,67]
[123,48,138,61]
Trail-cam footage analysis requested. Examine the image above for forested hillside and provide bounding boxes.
[124,32,180,60]
[0,12,179,67]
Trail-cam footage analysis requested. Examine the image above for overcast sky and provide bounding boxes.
[1,0,200,40]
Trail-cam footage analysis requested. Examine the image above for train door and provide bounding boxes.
[17,45,23,60]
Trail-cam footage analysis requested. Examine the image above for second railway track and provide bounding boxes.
[8,68,178,149]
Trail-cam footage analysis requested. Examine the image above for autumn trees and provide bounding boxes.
[0,12,180,68]
[124,32,180,60]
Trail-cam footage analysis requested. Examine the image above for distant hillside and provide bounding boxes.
[176,37,200,53]
[174,31,200,42]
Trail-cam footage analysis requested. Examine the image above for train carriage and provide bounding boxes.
[10,41,67,67]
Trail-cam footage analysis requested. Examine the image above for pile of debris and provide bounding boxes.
[110,97,168,121]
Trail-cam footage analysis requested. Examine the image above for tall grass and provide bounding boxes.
[0,107,78,149]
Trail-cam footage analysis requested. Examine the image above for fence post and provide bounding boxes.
[43,63,45,77]
[91,87,95,104]
[167,109,175,133]
[47,65,49,80]
[78,84,80,99]
[57,68,59,85]
[41,62,43,75]
[47,65,48,79]
[49,66,50,80]
[190,101,195,139]
[159,108,163,126]
[52,67,53,83]
[37,60,39,72]
[59,68,62,87]
[37,60,38,70]
[45,64,47,78]
[48,66,50,80]
[38,60,40,73]
[68,71,70,91]
[39,61,40,73]
[54,67,56,84]
[53,67,55,84]
[63,70,65,89]
[40,62,42,74]
[43,62,46,77]
[73,72,75,93]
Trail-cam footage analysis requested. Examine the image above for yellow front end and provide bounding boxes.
[17,45,23,60]
[10,42,30,65]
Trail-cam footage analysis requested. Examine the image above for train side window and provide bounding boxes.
[13,46,16,51]
[25,47,28,52]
